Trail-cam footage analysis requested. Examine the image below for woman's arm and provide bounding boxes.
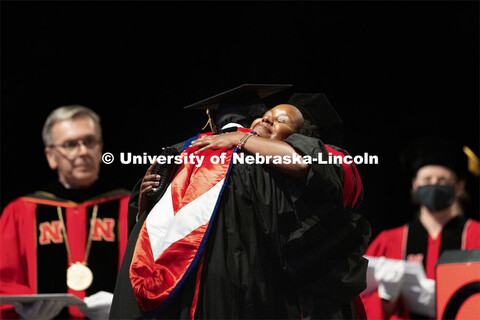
[190,132,309,181]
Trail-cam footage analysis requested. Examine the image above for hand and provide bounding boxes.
[190,132,244,153]
[78,291,113,320]
[137,162,161,218]
[374,256,405,300]
[14,299,65,319]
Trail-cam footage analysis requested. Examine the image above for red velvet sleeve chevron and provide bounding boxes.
[129,134,236,313]
[325,145,362,209]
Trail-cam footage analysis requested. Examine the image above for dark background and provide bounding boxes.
[2,1,479,241]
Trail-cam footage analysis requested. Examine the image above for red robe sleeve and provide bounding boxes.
[464,219,480,250]
[0,199,38,319]
[365,226,407,259]
[361,227,409,320]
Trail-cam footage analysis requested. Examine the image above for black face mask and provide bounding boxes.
[415,185,456,211]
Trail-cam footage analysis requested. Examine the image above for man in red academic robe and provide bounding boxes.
[0,105,130,319]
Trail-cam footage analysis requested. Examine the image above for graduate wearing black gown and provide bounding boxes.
[110,87,370,319]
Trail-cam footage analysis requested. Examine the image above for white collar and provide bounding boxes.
[221,123,243,130]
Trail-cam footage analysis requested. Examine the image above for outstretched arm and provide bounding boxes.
[190,132,309,181]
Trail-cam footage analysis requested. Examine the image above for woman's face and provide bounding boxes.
[250,104,304,140]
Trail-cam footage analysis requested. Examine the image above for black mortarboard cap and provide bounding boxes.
[400,137,478,179]
[184,84,292,130]
[287,93,344,146]
[184,84,293,110]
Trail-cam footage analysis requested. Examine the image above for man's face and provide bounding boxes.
[45,117,103,189]
[250,104,304,141]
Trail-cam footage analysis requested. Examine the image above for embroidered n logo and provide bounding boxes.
[39,221,63,245]
[92,218,116,242]
[407,253,424,264]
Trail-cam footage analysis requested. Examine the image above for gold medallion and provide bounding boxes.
[66,262,93,291]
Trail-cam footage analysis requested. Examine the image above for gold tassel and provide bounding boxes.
[463,146,480,177]
[201,109,217,132]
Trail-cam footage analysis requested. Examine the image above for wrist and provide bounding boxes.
[237,132,257,150]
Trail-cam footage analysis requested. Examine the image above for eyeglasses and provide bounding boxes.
[48,137,100,154]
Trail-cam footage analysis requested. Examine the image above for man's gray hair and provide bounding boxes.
[42,105,102,146]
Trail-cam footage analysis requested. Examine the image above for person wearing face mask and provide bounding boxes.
[0,106,130,319]
[110,86,370,320]
[360,137,480,320]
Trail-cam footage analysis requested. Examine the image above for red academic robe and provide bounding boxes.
[0,189,130,319]
[360,216,480,320]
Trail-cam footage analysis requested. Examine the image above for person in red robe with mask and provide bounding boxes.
[360,137,480,319]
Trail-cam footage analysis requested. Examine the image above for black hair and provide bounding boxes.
[298,119,319,138]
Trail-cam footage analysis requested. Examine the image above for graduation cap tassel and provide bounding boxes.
[202,109,217,133]
[463,146,480,177]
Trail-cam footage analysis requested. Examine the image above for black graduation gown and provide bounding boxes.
[110,134,370,319]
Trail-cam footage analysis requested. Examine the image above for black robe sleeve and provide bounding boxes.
[110,208,145,319]
[280,134,371,319]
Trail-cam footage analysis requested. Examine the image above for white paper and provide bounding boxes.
[0,293,85,306]
[363,255,436,318]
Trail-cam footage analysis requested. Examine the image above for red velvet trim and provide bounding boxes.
[325,146,356,208]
